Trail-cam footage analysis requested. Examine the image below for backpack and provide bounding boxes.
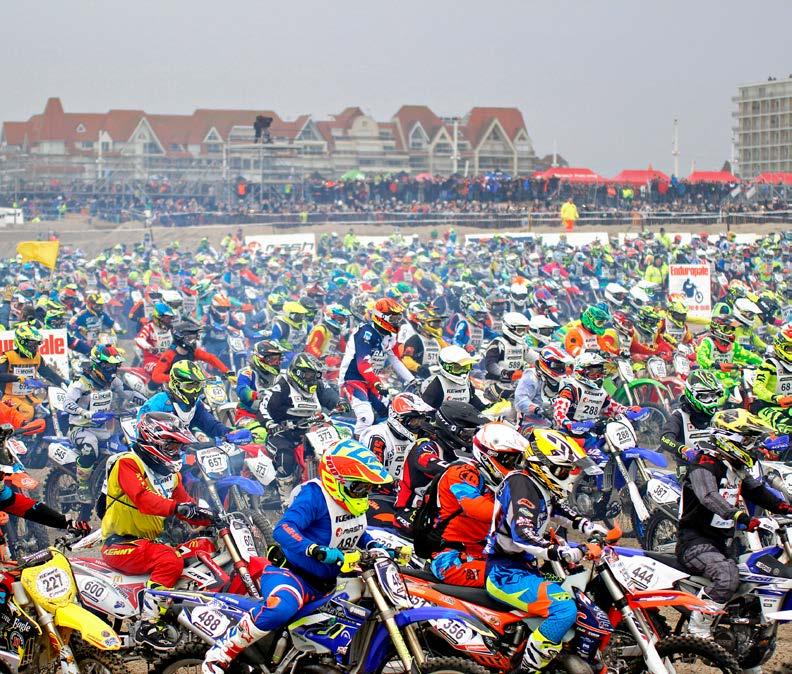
[411,466,462,560]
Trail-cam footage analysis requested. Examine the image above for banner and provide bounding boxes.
[0,329,69,380]
[465,232,609,246]
[244,233,316,257]
[668,264,711,320]
[356,234,417,246]
[17,240,59,270]
[0,208,23,226]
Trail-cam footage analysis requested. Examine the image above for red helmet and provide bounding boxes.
[134,412,196,475]
[536,345,572,382]
[371,298,404,334]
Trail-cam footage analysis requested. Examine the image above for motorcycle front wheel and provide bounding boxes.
[642,508,678,553]
[626,635,739,674]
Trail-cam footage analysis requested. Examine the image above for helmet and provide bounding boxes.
[684,370,725,415]
[267,292,286,312]
[371,298,404,334]
[666,299,688,329]
[627,286,650,311]
[732,297,761,328]
[89,344,124,384]
[726,279,748,303]
[168,360,206,407]
[472,422,530,489]
[773,326,792,365]
[536,344,572,391]
[173,319,201,350]
[135,412,196,475]
[604,282,628,309]
[319,438,391,517]
[298,296,320,322]
[432,401,486,455]
[756,291,780,322]
[524,428,601,498]
[288,352,323,394]
[530,287,556,313]
[387,392,434,441]
[611,311,634,342]
[438,345,477,385]
[211,293,231,315]
[323,303,350,334]
[464,300,489,327]
[152,301,176,328]
[573,352,606,388]
[86,292,105,311]
[13,322,42,359]
[637,306,662,336]
[251,339,285,380]
[44,306,67,329]
[161,289,183,314]
[408,302,443,338]
[580,305,611,336]
[282,301,308,329]
[709,409,774,470]
[527,314,558,347]
[710,316,737,345]
[502,311,531,345]
[510,282,528,306]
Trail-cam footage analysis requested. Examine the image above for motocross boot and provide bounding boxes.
[203,612,268,674]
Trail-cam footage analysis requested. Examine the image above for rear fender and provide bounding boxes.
[626,589,721,614]
[363,607,493,673]
[54,603,121,650]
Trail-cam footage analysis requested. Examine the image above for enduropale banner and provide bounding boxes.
[245,233,316,257]
[0,329,69,380]
[668,264,712,320]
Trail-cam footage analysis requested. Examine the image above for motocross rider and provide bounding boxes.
[135,301,176,374]
[752,326,792,434]
[421,345,486,411]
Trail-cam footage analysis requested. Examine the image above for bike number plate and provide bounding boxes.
[191,605,230,638]
[646,478,679,505]
[245,455,276,486]
[606,421,635,450]
[306,426,339,456]
[673,354,690,377]
[7,438,26,456]
[647,358,667,379]
[204,383,227,405]
[36,567,71,600]
[617,360,635,382]
[590,278,600,289]
[48,386,68,412]
[48,442,76,465]
[229,336,245,351]
[229,519,258,561]
[198,449,228,475]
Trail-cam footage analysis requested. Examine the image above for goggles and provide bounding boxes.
[444,362,473,376]
[346,480,374,498]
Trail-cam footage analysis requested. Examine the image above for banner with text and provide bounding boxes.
[245,233,316,257]
[668,264,712,320]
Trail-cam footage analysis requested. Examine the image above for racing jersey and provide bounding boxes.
[138,391,229,438]
[753,356,792,405]
[260,375,339,426]
[340,322,413,393]
[359,422,412,482]
[63,374,124,428]
[436,462,494,556]
[552,378,627,427]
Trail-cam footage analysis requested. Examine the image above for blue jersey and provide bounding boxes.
[138,391,229,439]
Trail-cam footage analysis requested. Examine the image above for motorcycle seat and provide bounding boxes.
[400,567,438,583]
[430,582,514,613]
[642,550,688,572]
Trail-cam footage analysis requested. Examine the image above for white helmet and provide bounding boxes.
[732,297,761,327]
[438,345,477,385]
[502,311,531,345]
[471,422,530,489]
[161,289,183,313]
[604,282,627,309]
[387,392,434,441]
[573,352,606,389]
[627,285,650,310]
[528,252,541,266]
[510,282,528,305]
[528,314,559,347]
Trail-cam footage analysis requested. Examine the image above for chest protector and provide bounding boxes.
[468,323,484,350]
[4,351,42,397]
[677,409,711,447]
[151,326,172,352]
[488,471,552,557]
[768,357,792,397]
[419,334,440,367]
[285,379,321,417]
[565,379,608,421]
[437,374,470,403]
[291,479,367,548]
[171,399,198,426]
[665,323,685,342]
[494,337,526,371]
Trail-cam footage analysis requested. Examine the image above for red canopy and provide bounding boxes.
[755,172,792,185]
[532,167,605,184]
[611,169,669,185]
[687,171,739,184]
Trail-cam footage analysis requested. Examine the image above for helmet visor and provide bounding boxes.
[444,362,473,376]
[509,325,529,337]
[498,451,521,471]
[297,368,320,386]
[178,381,204,396]
[346,480,374,498]
[581,364,605,382]
[535,326,555,339]
[696,390,722,406]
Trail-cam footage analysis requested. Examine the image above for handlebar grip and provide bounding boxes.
[20,549,53,569]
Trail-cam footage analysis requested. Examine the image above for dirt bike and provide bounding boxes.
[202,376,238,428]
[402,530,738,673]
[0,536,124,674]
[144,548,491,674]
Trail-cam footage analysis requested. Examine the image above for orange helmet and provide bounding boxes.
[371,298,404,334]
[211,293,232,309]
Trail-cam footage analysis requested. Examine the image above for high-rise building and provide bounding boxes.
[733,76,792,178]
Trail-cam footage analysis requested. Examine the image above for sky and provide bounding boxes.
[2,0,790,176]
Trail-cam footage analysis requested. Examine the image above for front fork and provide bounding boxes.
[34,604,79,674]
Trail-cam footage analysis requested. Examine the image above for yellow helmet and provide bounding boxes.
[709,409,772,470]
[319,439,392,516]
[523,429,601,497]
[13,322,43,359]
[282,301,308,328]
[774,326,792,364]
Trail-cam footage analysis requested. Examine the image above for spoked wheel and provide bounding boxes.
[643,509,678,552]
[627,635,740,673]
[631,401,668,449]
[71,641,128,674]
[43,468,81,518]
[5,514,50,557]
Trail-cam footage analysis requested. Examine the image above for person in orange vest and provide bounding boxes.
[559,198,579,233]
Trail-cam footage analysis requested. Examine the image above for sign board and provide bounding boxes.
[0,208,23,226]
[465,232,609,246]
[0,329,69,379]
[245,233,316,257]
[356,235,417,247]
[668,264,711,320]
[465,232,538,244]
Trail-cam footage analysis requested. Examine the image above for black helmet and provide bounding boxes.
[173,319,201,350]
[428,401,486,456]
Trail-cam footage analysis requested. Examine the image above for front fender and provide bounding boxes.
[363,607,493,673]
[54,602,121,650]
[627,378,671,396]
[622,447,668,467]
[216,475,265,499]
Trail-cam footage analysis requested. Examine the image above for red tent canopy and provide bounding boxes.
[687,171,739,184]
[755,172,792,185]
[532,167,605,184]
[611,169,670,185]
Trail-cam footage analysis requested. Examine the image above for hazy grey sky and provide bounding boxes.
[2,0,790,175]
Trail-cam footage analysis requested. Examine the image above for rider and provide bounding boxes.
[732,297,766,354]
[270,300,309,350]
[483,311,530,393]
[660,298,694,347]
[449,296,494,355]
[696,315,761,396]
[70,292,116,345]
[259,353,340,505]
[431,422,527,587]
[0,322,66,421]
[485,424,607,673]
[752,326,792,434]
[514,345,572,419]
[421,345,486,411]
[101,412,214,649]
[305,303,350,363]
[659,370,725,462]
[202,439,392,674]
[340,298,415,435]
[677,410,792,638]
[134,301,177,374]
[632,306,674,359]
[234,340,286,441]
[150,319,231,389]
[400,302,446,378]
[63,344,127,503]
[559,304,617,358]
[359,392,434,483]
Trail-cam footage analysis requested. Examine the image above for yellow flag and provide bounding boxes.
[16,241,60,270]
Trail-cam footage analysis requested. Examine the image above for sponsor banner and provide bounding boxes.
[0,329,69,379]
[464,232,540,244]
[0,208,23,226]
[356,234,417,246]
[620,232,760,246]
[540,232,610,246]
[245,233,316,257]
[668,264,711,320]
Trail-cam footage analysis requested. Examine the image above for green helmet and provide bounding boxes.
[288,352,323,394]
[580,305,611,336]
[168,360,206,407]
[13,322,43,359]
[637,306,662,336]
[684,370,724,415]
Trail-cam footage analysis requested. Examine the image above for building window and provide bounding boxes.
[205,142,222,154]
[144,142,162,154]
[101,141,111,152]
